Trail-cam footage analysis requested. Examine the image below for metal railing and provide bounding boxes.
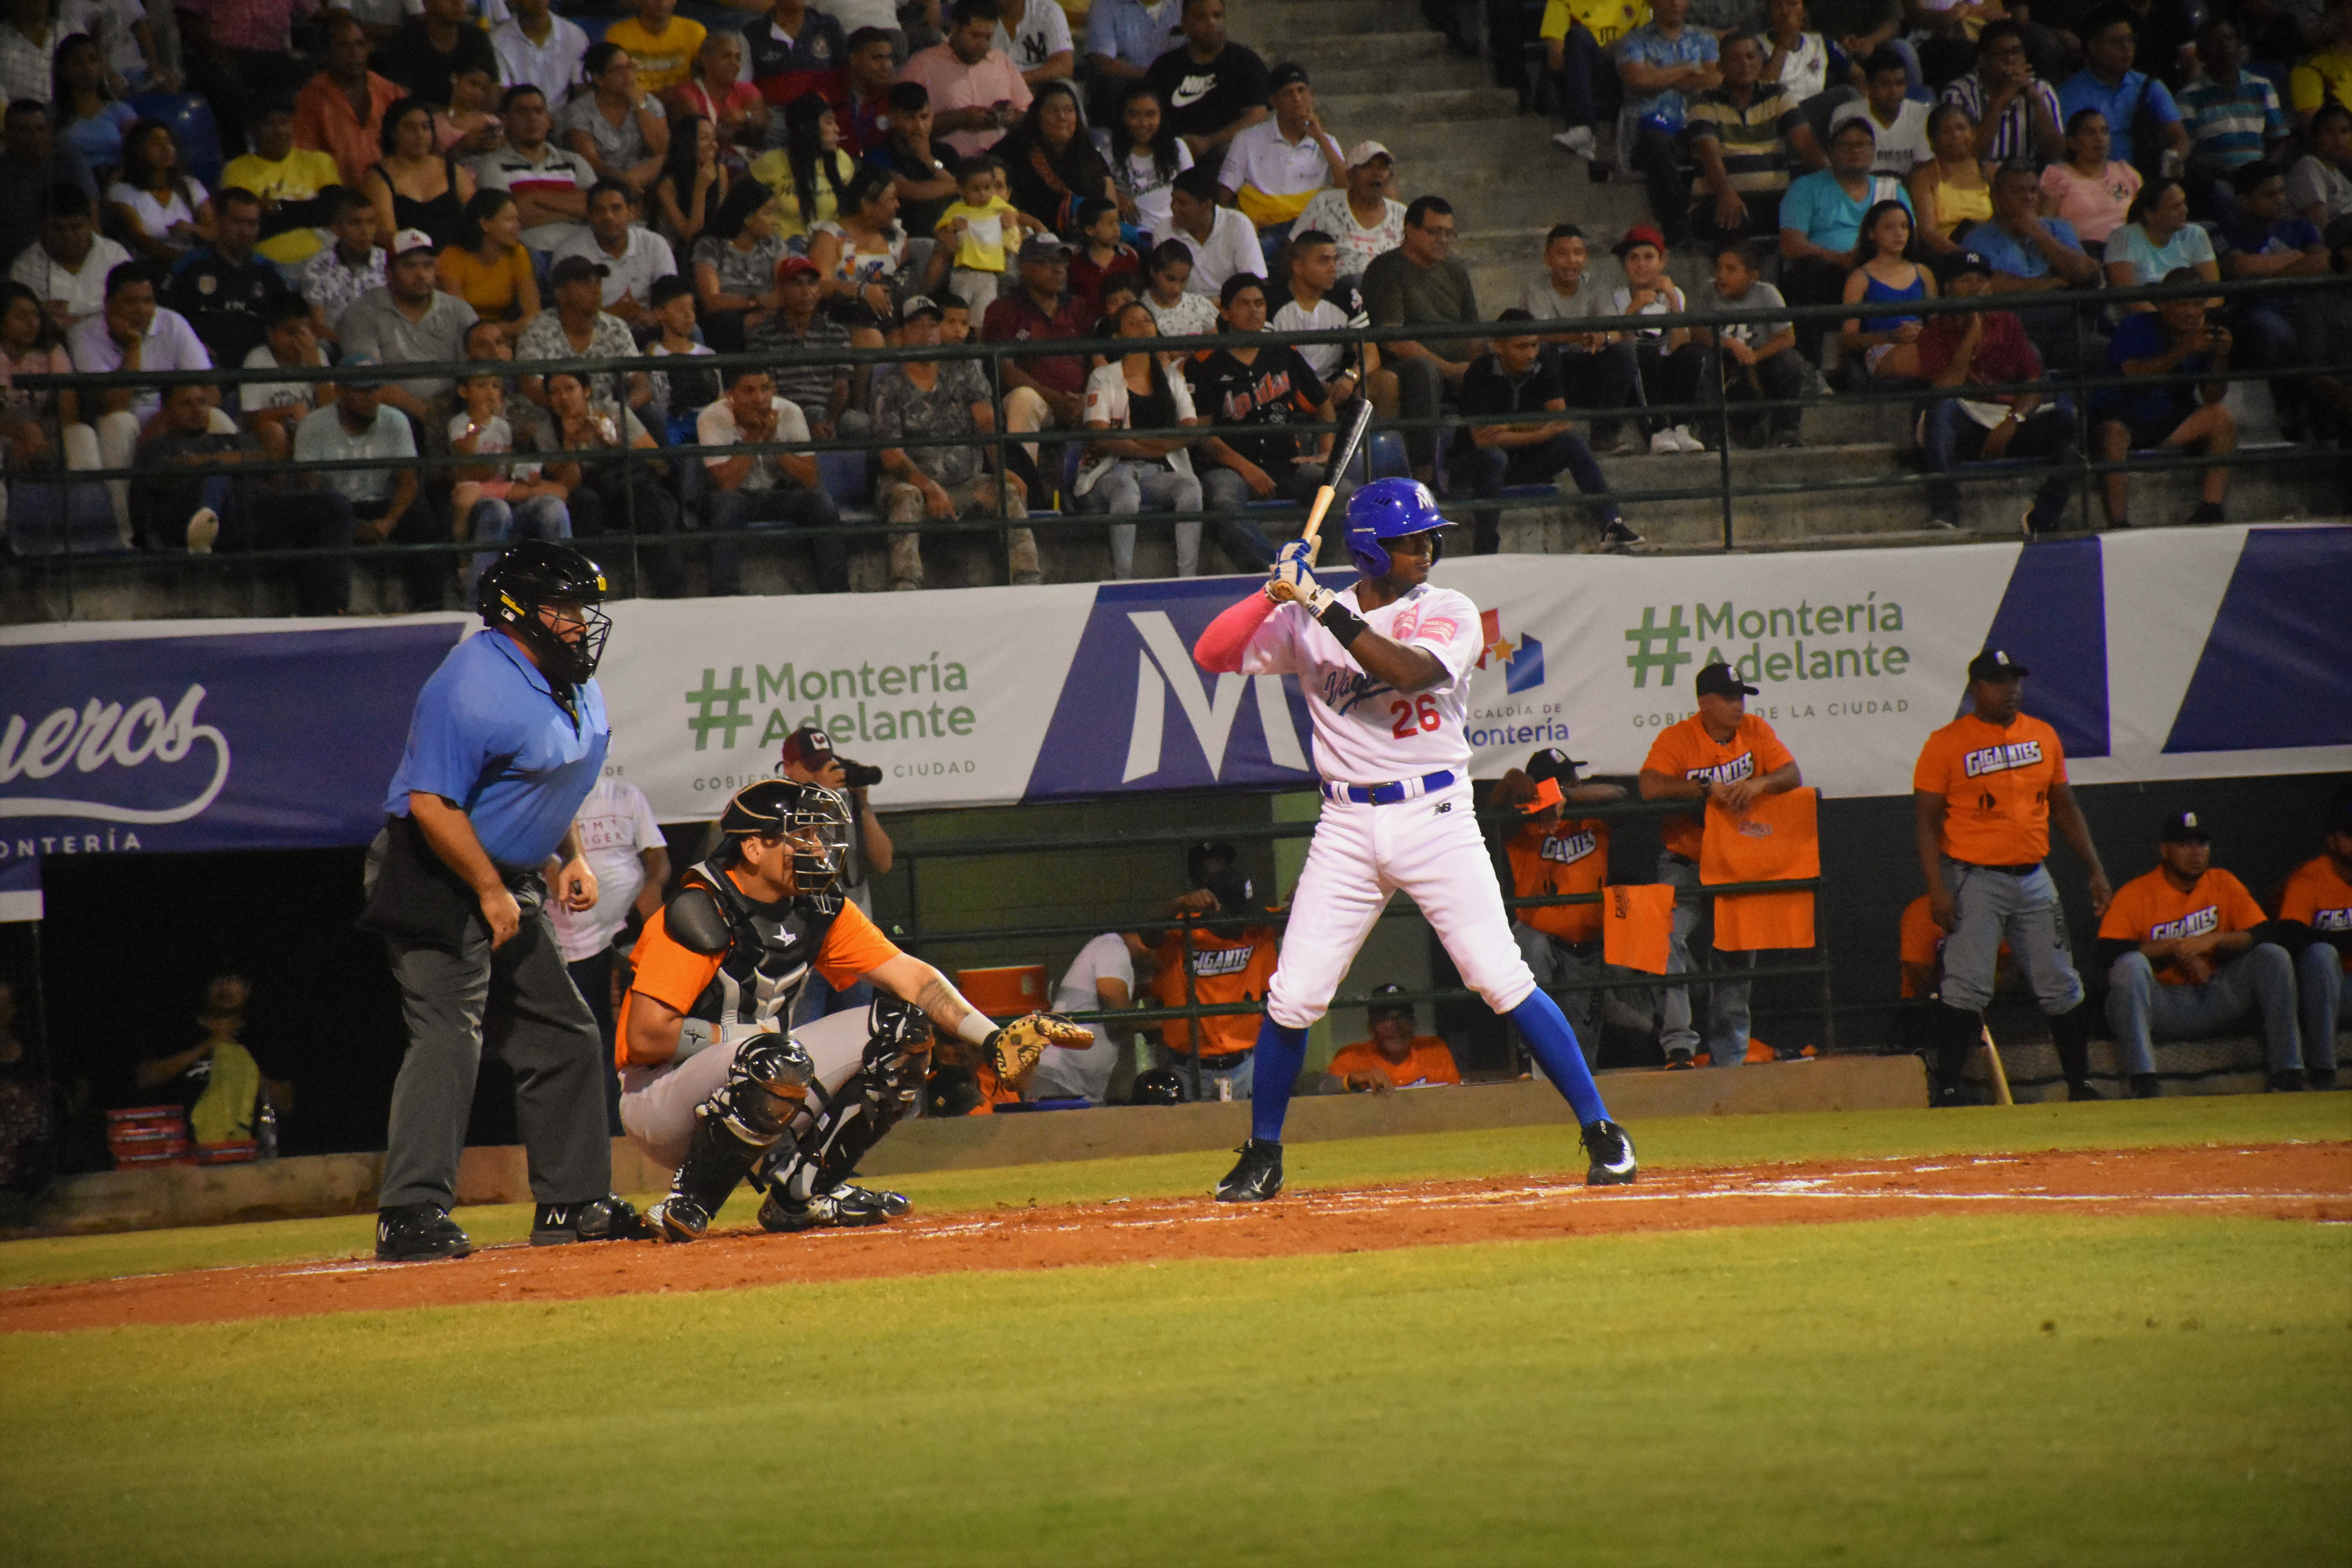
[6,271,2344,611]
[883,791,1835,1098]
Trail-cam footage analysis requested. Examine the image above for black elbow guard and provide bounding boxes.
[664,887,733,955]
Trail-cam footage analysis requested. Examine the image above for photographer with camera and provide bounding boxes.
[780,724,896,1022]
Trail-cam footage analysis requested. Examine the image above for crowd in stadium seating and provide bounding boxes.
[0,0,2343,591]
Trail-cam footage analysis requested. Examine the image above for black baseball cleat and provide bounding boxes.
[647,1196,715,1242]
[1581,1119,1638,1186]
[758,1183,893,1233]
[376,1203,472,1262]
[530,1195,653,1246]
[2066,1080,2105,1102]
[2269,1069,2309,1093]
[1215,1138,1283,1202]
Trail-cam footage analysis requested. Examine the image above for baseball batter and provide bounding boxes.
[618,779,1090,1240]
[1190,477,1637,1200]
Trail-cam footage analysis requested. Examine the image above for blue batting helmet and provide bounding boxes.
[1345,477,1447,579]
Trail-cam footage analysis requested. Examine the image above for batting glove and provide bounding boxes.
[1266,550,1334,613]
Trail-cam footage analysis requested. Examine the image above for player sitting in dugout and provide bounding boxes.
[1320,984,1461,1093]
[2272,791,2350,1086]
[1137,848,1281,1102]
[1494,746,1630,1069]
[617,779,1090,1241]
[2094,809,2325,1098]
[1895,894,2011,1059]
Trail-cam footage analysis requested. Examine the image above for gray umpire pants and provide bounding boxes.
[1515,922,1608,1067]
[376,871,614,1212]
[1658,852,1755,1064]
[1936,859,2085,1016]
[2105,944,2303,1077]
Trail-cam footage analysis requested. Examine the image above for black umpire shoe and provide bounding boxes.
[1215,1138,1283,1203]
[1581,1120,1638,1186]
[530,1194,654,1246]
[376,1204,472,1262]
[758,1184,893,1233]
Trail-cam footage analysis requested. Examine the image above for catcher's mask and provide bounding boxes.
[477,539,611,686]
[717,779,852,894]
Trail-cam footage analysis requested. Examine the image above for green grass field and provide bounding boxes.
[2,1097,2347,1566]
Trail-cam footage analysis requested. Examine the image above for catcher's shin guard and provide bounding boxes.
[650,1111,765,1241]
[758,999,930,1209]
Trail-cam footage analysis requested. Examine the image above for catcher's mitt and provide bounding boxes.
[986,1011,1094,1087]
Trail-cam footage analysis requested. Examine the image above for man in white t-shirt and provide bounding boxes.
[1165,163,1265,295]
[1188,478,1635,1201]
[992,0,1073,87]
[10,187,129,334]
[550,181,677,323]
[1293,142,1406,278]
[1273,226,1393,427]
[1029,932,1143,1102]
[491,0,591,101]
[1830,46,1933,178]
[549,773,670,1131]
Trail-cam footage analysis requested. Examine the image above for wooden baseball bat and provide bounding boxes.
[1979,1024,2014,1106]
[1299,398,1376,551]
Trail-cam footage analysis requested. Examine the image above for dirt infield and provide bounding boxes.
[6,1142,2345,1334]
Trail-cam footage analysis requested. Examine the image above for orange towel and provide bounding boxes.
[1703,788,1819,951]
[1603,884,1676,974]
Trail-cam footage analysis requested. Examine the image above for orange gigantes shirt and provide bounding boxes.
[2096,866,2267,985]
[1151,921,1279,1056]
[1507,817,1609,944]
[618,883,902,1067]
[1911,711,2067,867]
[2279,854,2352,973]
[1642,714,1796,861]
[1326,1036,1461,1088]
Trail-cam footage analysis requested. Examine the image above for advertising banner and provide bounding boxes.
[2,524,2345,894]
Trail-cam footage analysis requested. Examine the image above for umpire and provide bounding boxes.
[362,540,648,1261]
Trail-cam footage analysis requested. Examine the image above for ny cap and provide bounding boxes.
[2159,809,2212,844]
[898,292,944,323]
[1968,648,2030,682]
[1694,661,1759,698]
[1344,139,1391,168]
[389,227,436,258]
[781,724,833,769]
[1941,248,1995,284]
[1526,746,1586,784]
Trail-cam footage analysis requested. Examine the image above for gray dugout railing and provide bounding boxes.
[884,793,1833,1094]
[11,272,2348,606]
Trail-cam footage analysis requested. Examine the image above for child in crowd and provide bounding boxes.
[1611,225,1703,453]
[1068,196,1141,319]
[1140,239,1218,337]
[450,369,570,590]
[300,190,389,341]
[1693,239,1808,447]
[646,274,719,442]
[1840,197,1931,381]
[934,157,1037,315]
[936,290,972,345]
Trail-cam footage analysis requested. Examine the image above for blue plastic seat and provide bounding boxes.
[816,447,878,524]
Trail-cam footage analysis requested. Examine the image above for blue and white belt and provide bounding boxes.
[1321,769,1457,806]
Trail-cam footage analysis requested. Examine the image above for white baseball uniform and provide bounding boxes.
[1238,581,1541,1029]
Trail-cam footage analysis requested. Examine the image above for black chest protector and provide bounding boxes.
[666,857,844,1034]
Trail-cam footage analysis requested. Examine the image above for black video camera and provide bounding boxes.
[838,759,885,789]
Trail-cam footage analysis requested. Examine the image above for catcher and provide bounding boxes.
[617,778,1091,1241]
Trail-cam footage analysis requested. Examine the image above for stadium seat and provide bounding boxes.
[125,93,225,192]
[3,478,125,556]
[816,447,879,526]
[1364,430,1409,481]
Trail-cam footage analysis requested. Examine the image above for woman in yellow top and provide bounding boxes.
[748,93,857,241]
[1906,103,1991,256]
[437,190,541,339]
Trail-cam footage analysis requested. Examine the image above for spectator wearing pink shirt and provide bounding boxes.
[897,0,1030,160]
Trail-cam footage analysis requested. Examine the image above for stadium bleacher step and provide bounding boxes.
[1306,58,1494,98]
[1244,0,1434,43]
[1271,28,1453,68]
[1315,86,1524,126]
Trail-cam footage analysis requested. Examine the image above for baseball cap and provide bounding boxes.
[1345,139,1391,168]
[548,253,609,287]
[1526,746,1586,785]
[388,227,436,258]
[1694,662,1759,699]
[1269,61,1309,94]
[337,351,385,386]
[1614,223,1668,256]
[1941,249,1995,284]
[1967,648,2031,682]
[1203,866,1258,918]
[775,254,819,281]
[898,292,944,324]
[780,724,834,771]
[2158,809,2213,844]
[1185,839,1238,887]
[1367,982,1414,1019]
[1017,233,1073,263]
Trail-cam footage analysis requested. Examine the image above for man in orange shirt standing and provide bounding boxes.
[2275,793,2350,1089]
[1639,662,1801,1069]
[2098,811,2310,1096]
[1146,861,1280,1100]
[1499,747,1628,1066]
[1321,984,1462,1092]
[1912,649,2111,1105]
